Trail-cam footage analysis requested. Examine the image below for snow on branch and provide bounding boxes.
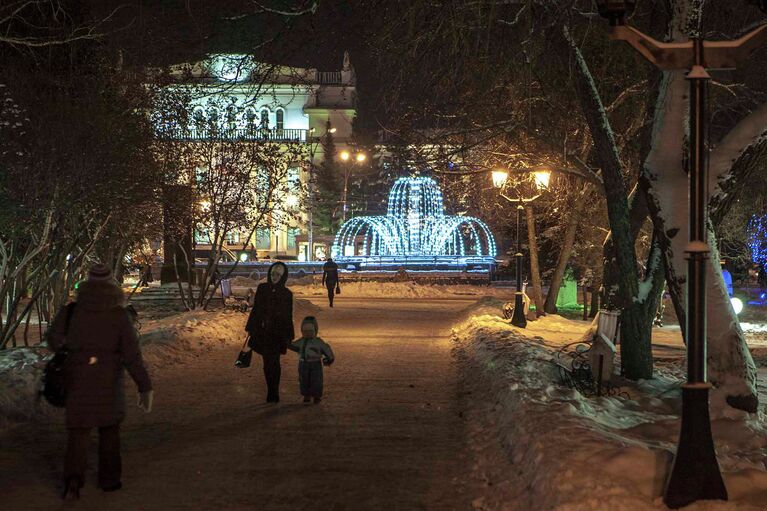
[709,101,767,192]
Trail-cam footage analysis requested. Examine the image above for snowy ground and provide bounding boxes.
[4,291,767,509]
[0,296,506,510]
[452,299,767,510]
[228,275,515,300]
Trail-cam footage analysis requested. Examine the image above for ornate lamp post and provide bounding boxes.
[595,1,767,507]
[339,150,367,224]
[307,124,336,261]
[493,168,551,328]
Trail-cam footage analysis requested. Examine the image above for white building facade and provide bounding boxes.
[156,53,357,261]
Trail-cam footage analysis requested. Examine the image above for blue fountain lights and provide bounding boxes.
[332,176,497,266]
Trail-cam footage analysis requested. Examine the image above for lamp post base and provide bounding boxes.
[663,384,727,509]
[511,292,527,328]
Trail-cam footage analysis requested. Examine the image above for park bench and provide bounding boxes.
[553,309,626,398]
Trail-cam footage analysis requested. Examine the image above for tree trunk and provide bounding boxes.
[564,25,651,379]
[525,206,544,315]
[543,199,581,314]
[643,67,758,411]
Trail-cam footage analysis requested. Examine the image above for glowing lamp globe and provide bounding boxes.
[356,153,367,163]
[492,170,509,188]
[533,170,551,190]
[731,297,744,315]
[340,151,350,161]
[239,252,249,263]
[596,0,636,26]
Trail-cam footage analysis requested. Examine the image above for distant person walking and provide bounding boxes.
[322,258,340,307]
[48,263,153,501]
[288,316,335,404]
[138,264,153,287]
[244,262,294,403]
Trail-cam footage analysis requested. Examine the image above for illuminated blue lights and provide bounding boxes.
[748,214,767,266]
[332,176,497,260]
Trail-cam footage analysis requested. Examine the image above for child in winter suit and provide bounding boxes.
[288,316,335,403]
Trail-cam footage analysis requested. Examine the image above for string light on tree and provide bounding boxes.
[747,214,767,265]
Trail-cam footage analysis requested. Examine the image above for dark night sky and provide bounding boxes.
[89,1,381,130]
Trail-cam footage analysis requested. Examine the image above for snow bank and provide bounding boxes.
[0,346,54,428]
[289,281,513,299]
[453,312,767,510]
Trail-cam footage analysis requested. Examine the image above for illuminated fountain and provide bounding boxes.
[332,176,497,272]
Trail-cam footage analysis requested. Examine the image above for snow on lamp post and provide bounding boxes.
[493,168,548,328]
[596,1,767,507]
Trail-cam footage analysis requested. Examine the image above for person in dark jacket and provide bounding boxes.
[322,258,340,307]
[48,263,153,501]
[244,262,294,403]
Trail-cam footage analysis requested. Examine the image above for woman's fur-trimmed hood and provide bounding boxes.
[75,280,125,311]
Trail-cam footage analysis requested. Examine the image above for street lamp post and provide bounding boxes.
[307,123,336,261]
[596,1,767,507]
[493,169,550,328]
[340,150,366,224]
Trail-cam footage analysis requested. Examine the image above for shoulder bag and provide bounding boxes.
[235,335,253,368]
[41,303,76,408]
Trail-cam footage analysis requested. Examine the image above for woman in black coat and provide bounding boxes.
[244,262,294,403]
[322,258,339,307]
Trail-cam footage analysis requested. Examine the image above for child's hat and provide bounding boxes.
[301,316,319,334]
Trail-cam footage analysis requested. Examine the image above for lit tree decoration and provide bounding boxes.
[332,177,496,259]
[747,214,767,266]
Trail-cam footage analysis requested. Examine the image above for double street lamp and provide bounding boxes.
[595,1,767,507]
[339,149,367,223]
[492,168,551,328]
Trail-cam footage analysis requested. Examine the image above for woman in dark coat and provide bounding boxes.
[48,264,152,500]
[244,262,294,403]
[322,258,340,307]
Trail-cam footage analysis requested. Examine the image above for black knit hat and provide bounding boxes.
[87,263,114,282]
[301,316,319,334]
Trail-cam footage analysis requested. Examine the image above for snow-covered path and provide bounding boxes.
[0,297,490,510]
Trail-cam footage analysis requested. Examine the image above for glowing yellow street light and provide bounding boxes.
[533,169,551,190]
[356,152,367,163]
[340,150,350,161]
[492,169,509,188]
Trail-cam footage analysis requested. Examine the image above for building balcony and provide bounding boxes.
[157,127,309,143]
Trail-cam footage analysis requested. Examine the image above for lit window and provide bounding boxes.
[192,107,205,130]
[256,228,271,249]
[226,105,237,131]
[243,108,257,131]
[287,228,300,249]
[208,107,219,131]
[287,167,300,188]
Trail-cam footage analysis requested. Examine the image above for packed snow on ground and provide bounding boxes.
[0,298,319,430]
[230,276,513,299]
[452,303,767,510]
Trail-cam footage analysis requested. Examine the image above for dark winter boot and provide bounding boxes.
[62,477,81,501]
[303,396,311,403]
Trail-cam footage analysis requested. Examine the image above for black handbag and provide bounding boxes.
[41,303,76,408]
[235,335,253,368]
[335,282,341,295]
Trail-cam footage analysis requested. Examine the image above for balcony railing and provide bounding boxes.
[317,71,342,85]
[158,127,308,143]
